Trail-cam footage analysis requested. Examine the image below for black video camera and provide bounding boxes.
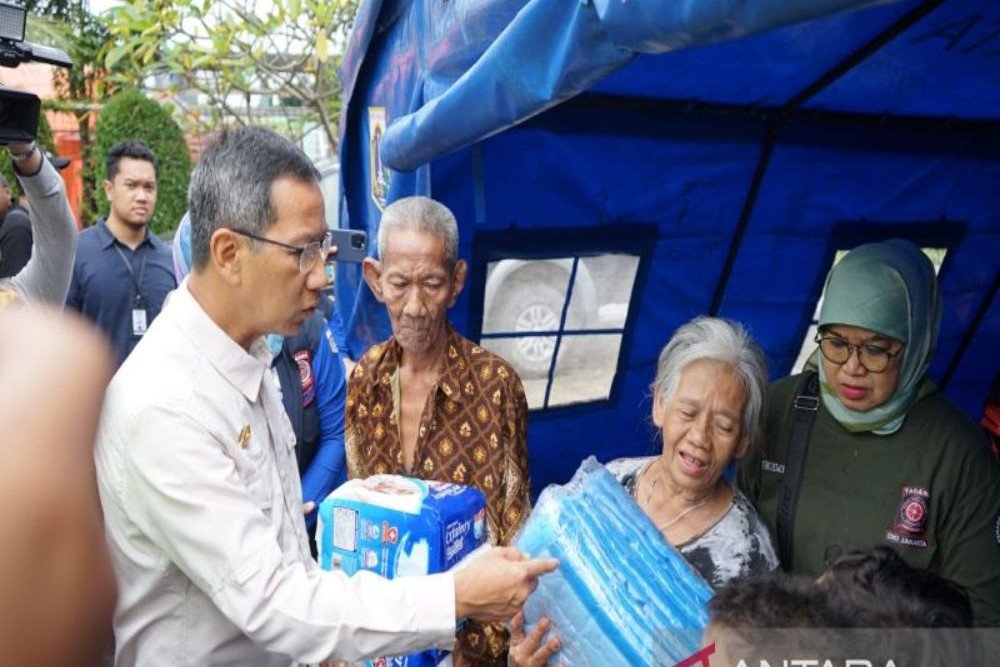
[0,1,72,143]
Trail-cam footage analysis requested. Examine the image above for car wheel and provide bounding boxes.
[486,265,587,377]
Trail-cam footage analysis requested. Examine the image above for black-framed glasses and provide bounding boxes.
[232,229,331,274]
[814,333,902,373]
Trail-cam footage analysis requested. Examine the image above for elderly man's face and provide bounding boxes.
[364,228,466,357]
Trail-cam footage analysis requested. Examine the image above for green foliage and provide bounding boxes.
[0,114,56,197]
[24,1,117,112]
[93,90,192,236]
[106,0,358,148]
[25,0,123,224]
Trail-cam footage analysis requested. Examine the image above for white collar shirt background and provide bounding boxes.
[94,281,456,667]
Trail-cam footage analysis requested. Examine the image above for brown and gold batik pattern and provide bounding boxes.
[346,325,530,666]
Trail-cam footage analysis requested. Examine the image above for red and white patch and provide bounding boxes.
[294,349,316,407]
[902,497,926,525]
[886,485,931,549]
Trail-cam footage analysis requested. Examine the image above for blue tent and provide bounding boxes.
[335,0,1000,494]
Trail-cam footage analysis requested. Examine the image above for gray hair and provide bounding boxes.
[188,126,321,269]
[378,196,458,267]
[651,316,768,450]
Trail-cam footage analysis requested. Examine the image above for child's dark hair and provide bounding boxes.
[821,546,973,628]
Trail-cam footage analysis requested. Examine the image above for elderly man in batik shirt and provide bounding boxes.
[346,196,530,667]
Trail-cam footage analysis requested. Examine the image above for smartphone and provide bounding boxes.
[328,228,368,263]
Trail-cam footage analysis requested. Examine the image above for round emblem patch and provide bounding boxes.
[898,494,928,534]
[294,349,316,407]
[888,486,931,548]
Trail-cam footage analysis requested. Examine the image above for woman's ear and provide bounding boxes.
[734,433,751,460]
[652,390,665,428]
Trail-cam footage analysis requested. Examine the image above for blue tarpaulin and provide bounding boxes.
[335,0,1000,493]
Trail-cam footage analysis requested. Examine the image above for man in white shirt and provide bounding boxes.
[94,126,556,667]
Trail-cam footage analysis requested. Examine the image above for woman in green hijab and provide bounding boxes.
[740,239,1000,626]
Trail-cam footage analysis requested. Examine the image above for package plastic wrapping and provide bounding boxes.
[515,457,712,666]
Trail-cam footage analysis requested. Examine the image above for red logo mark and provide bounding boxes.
[673,643,716,667]
[381,521,398,545]
[903,499,925,524]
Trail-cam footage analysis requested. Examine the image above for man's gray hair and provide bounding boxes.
[378,196,458,267]
[188,126,321,269]
[651,316,768,450]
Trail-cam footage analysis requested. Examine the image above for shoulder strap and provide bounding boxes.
[776,371,820,568]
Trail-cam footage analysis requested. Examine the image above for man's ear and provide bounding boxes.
[362,258,385,302]
[448,259,468,307]
[102,180,113,201]
[209,228,243,285]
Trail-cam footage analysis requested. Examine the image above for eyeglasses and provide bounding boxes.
[232,229,331,274]
[814,333,902,373]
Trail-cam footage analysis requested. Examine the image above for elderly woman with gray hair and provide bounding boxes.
[510,316,778,667]
[604,315,778,587]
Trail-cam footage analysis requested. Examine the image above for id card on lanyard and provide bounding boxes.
[114,244,149,338]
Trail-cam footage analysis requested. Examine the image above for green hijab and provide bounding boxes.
[817,239,941,434]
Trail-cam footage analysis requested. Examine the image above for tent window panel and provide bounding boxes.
[479,336,556,409]
[548,333,624,407]
[480,254,640,410]
[565,255,641,330]
[482,258,574,335]
[791,247,947,375]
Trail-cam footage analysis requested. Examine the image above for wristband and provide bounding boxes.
[10,141,37,163]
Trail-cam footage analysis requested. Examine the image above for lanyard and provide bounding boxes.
[113,243,149,306]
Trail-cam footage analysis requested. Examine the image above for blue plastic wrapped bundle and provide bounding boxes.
[515,457,712,666]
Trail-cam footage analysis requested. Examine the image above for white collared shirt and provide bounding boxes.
[95,281,456,667]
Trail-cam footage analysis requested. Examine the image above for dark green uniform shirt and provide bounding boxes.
[739,372,1000,626]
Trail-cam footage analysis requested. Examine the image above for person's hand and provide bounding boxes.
[453,547,558,622]
[7,141,42,175]
[508,612,563,667]
[303,501,316,515]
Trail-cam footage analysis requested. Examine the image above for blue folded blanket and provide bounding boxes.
[515,457,712,666]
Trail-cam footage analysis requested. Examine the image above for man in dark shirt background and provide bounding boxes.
[0,173,33,278]
[67,140,177,366]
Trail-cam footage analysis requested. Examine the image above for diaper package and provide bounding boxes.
[515,457,712,667]
[317,475,487,667]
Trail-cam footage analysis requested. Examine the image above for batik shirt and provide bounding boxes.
[346,324,531,665]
